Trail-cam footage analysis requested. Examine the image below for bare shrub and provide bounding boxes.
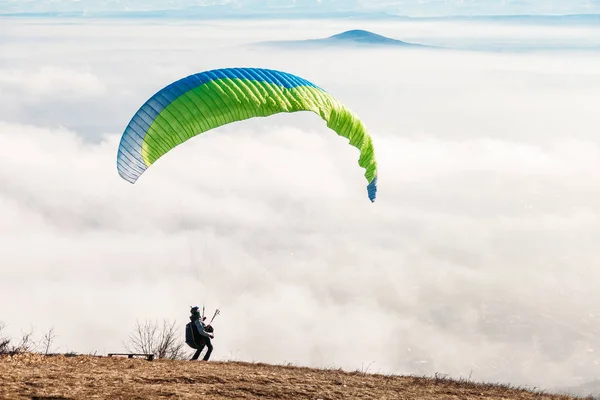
[41,327,58,355]
[11,327,37,354]
[124,319,188,360]
[0,321,10,354]
[0,322,38,355]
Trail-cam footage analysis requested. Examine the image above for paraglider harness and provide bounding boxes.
[185,307,218,349]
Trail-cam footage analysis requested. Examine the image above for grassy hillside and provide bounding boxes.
[0,353,587,400]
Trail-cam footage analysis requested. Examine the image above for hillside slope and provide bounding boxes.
[0,353,584,400]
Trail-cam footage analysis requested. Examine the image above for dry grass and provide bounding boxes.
[0,353,586,400]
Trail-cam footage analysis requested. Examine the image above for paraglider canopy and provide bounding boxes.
[116,67,378,202]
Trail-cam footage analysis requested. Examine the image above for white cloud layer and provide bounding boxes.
[0,66,106,98]
[1,17,600,396]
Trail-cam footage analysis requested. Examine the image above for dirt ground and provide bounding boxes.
[0,353,584,400]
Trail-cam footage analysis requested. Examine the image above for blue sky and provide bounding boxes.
[2,0,600,17]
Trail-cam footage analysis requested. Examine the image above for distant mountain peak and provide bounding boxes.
[326,29,414,45]
[253,29,431,49]
[329,29,388,39]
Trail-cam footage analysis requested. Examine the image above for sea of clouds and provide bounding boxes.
[1,16,600,395]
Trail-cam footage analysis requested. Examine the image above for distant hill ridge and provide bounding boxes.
[326,29,417,45]
[254,29,432,48]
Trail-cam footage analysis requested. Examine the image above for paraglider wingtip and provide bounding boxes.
[116,166,141,184]
[367,174,378,203]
